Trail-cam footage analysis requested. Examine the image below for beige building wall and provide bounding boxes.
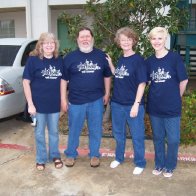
[49,0,88,5]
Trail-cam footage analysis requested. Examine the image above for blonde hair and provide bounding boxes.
[148,27,168,40]
[30,32,59,59]
[115,27,138,48]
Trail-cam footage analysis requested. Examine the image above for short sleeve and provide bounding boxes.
[136,57,148,84]
[62,56,70,81]
[22,56,34,81]
[175,53,188,82]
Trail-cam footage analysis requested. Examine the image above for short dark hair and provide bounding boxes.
[77,27,94,38]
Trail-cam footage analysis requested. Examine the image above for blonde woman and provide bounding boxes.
[146,27,188,177]
[23,33,63,171]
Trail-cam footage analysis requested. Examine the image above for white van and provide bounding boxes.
[0,38,37,119]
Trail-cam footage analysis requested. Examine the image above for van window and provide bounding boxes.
[21,41,37,67]
[0,45,20,66]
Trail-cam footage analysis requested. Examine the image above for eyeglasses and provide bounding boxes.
[43,41,55,45]
[120,38,132,42]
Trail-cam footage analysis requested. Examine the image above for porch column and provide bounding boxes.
[29,0,51,39]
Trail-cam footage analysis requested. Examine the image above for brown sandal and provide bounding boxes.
[53,158,63,169]
[36,163,45,171]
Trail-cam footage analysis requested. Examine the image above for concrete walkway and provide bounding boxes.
[0,119,196,196]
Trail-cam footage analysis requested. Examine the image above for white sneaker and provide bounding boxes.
[133,167,144,175]
[163,170,173,178]
[110,160,120,168]
[152,168,163,176]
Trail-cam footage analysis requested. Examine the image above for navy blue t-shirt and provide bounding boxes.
[23,56,63,113]
[146,51,188,117]
[111,53,147,105]
[62,48,112,104]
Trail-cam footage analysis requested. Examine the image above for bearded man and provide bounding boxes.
[61,27,112,167]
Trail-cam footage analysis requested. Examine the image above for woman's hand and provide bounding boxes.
[130,103,139,118]
[28,104,36,116]
[106,54,113,65]
[106,54,115,74]
[61,100,69,113]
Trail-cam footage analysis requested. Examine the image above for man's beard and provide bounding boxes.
[78,40,94,53]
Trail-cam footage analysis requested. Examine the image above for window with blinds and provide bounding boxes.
[0,20,15,38]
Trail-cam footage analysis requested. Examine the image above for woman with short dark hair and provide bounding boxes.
[107,27,147,175]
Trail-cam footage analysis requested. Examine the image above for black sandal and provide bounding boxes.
[36,163,45,171]
[53,158,63,169]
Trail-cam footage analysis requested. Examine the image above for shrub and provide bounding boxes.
[59,0,189,59]
[181,90,196,145]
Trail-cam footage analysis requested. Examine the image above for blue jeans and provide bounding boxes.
[111,101,146,168]
[34,112,61,164]
[65,98,104,158]
[150,115,181,170]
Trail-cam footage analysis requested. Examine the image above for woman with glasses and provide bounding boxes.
[23,32,63,171]
[107,27,147,175]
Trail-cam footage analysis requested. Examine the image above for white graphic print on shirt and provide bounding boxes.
[150,67,171,83]
[77,59,101,73]
[115,65,129,79]
[41,65,62,79]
